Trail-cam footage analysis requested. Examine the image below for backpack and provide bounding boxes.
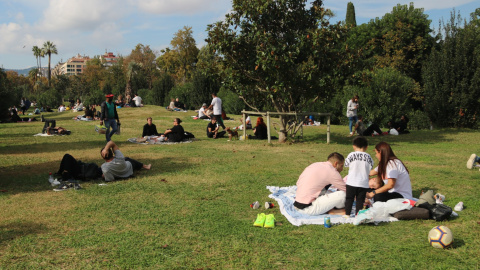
[184,131,195,139]
[77,161,102,181]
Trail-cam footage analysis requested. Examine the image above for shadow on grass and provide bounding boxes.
[0,158,194,195]
[0,221,46,244]
[303,129,478,146]
[0,139,114,155]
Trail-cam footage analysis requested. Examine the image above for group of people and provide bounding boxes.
[167,98,187,111]
[294,139,413,216]
[142,117,186,142]
[346,95,410,136]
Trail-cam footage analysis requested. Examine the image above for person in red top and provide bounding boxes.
[294,152,347,215]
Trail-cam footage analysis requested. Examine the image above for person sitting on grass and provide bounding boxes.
[294,152,347,215]
[350,115,384,137]
[158,118,185,142]
[366,142,413,202]
[249,117,268,140]
[100,141,151,182]
[33,106,41,114]
[207,117,226,139]
[197,103,210,119]
[142,117,159,137]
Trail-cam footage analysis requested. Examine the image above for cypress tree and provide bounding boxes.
[346,2,357,27]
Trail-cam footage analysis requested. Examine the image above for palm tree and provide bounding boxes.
[32,46,43,76]
[42,41,58,86]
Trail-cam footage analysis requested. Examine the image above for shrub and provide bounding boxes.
[408,110,431,130]
[166,82,193,109]
[36,87,63,109]
[218,88,244,115]
[152,74,174,106]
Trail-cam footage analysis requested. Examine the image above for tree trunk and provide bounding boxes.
[47,54,51,86]
[277,115,288,143]
[125,81,132,98]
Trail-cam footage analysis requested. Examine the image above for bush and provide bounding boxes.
[83,88,105,106]
[166,83,193,109]
[218,88,244,115]
[137,88,154,105]
[339,68,415,126]
[152,74,174,106]
[36,87,63,109]
[408,110,431,130]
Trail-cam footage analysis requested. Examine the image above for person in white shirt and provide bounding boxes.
[344,136,374,215]
[366,142,413,202]
[133,94,143,107]
[198,103,210,119]
[208,93,225,129]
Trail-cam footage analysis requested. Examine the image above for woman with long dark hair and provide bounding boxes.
[252,117,268,140]
[366,142,413,202]
[346,95,359,135]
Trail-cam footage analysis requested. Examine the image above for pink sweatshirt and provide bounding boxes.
[295,162,346,204]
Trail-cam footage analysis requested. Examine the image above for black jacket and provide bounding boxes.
[101,101,119,121]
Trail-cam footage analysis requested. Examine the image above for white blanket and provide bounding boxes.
[267,186,400,226]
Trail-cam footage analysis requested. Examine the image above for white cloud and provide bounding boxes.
[134,0,226,15]
[39,0,129,32]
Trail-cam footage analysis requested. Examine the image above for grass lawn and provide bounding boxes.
[1,105,479,269]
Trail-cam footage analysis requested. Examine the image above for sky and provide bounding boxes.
[0,0,478,70]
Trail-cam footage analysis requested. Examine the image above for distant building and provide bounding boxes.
[100,52,118,67]
[52,54,90,76]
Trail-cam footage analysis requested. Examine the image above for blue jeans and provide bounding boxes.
[348,116,358,132]
[105,119,118,142]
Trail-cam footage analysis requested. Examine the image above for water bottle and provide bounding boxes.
[48,172,54,185]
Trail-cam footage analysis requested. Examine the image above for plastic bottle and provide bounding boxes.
[48,172,54,185]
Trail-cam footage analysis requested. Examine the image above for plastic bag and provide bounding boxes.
[353,198,412,225]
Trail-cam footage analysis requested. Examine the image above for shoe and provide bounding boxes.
[74,183,82,190]
[434,193,445,204]
[454,201,464,211]
[265,202,274,209]
[250,201,260,209]
[253,213,266,227]
[53,182,72,191]
[349,132,353,135]
[264,214,275,228]
[467,154,476,169]
[52,179,61,186]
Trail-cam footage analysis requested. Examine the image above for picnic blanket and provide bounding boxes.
[128,137,194,145]
[34,132,69,136]
[267,186,400,226]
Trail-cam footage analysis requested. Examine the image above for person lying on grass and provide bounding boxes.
[294,152,347,215]
[101,141,151,182]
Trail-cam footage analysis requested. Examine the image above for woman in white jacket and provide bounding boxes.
[346,95,359,135]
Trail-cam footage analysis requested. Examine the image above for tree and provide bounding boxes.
[346,2,356,27]
[32,46,44,75]
[124,44,157,92]
[42,41,58,87]
[422,9,480,128]
[207,0,347,142]
[170,26,199,82]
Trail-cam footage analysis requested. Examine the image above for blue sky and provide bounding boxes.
[0,0,477,70]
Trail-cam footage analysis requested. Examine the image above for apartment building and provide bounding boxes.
[52,52,118,77]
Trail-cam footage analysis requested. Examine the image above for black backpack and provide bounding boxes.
[184,131,195,139]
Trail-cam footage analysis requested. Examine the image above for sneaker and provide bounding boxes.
[434,193,445,204]
[253,213,266,227]
[454,201,464,211]
[52,179,61,186]
[265,202,274,209]
[53,182,72,191]
[467,154,476,169]
[250,201,260,209]
[264,214,275,228]
[74,183,82,190]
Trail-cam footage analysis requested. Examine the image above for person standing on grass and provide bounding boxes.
[208,92,225,129]
[294,152,347,215]
[346,95,359,135]
[100,141,151,182]
[344,136,374,215]
[101,94,120,142]
[366,142,413,202]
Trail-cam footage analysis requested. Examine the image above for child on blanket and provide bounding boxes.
[344,136,374,215]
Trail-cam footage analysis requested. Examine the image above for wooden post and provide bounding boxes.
[242,112,246,140]
[267,112,271,144]
[327,115,331,144]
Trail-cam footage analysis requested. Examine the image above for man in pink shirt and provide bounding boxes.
[294,152,347,215]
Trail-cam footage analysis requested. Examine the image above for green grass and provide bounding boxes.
[1,106,479,269]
